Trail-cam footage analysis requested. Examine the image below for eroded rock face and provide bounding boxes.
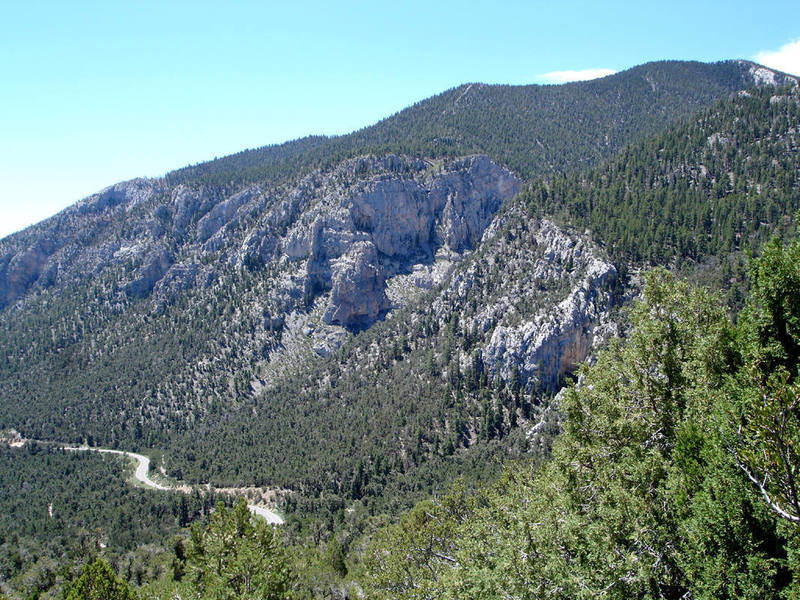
[429,213,618,394]
[277,154,520,329]
[172,186,213,235]
[75,179,160,216]
[126,246,174,299]
[0,179,164,309]
[197,187,259,242]
[0,238,57,307]
[323,241,390,328]
[284,155,520,264]
[482,257,617,392]
[0,154,520,332]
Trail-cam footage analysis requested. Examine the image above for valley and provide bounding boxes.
[1,60,799,598]
[57,443,285,524]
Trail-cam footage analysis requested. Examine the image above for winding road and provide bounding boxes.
[61,445,284,524]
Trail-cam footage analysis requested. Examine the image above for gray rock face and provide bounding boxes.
[285,155,520,264]
[0,238,57,307]
[197,187,258,242]
[0,154,519,333]
[0,178,164,309]
[323,241,390,328]
[277,154,520,329]
[75,179,160,216]
[482,257,616,392]
[171,185,212,235]
[126,246,174,299]
[430,213,618,394]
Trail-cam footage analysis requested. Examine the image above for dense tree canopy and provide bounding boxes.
[362,238,800,598]
[184,499,293,600]
[64,559,139,600]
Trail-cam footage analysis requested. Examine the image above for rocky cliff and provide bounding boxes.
[0,155,519,329]
[426,209,618,395]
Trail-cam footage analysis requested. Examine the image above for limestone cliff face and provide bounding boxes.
[482,256,616,392]
[281,155,519,265]
[279,154,521,327]
[0,155,520,334]
[0,179,165,309]
[429,211,618,394]
[323,241,389,328]
[0,154,612,396]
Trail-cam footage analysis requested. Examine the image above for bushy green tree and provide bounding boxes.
[63,558,139,600]
[668,236,800,598]
[185,499,293,600]
[362,482,476,599]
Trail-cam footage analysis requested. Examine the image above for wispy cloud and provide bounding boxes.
[754,39,800,76]
[536,68,616,84]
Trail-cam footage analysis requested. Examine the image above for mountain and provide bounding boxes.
[2,60,793,310]
[161,80,800,502]
[362,240,800,599]
[2,58,800,598]
[0,60,797,507]
[0,61,793,493]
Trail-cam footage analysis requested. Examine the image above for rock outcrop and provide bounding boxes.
[323,241,390,328]
[0,154,520,333]
[126,246,174,298]
[280,154,520,329]
[430,213,618,394]
[482,257,616,392]
[0,179,164,309]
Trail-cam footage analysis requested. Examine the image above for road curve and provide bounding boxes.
[60,445,284,524]
[248,504,285,525]
[63,446,170,490]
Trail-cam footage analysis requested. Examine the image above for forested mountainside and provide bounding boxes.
[362,240,800,599]
[526,84,800,267]
[161,83,800,512]
[168,60,793,188]
[1,60,800,599]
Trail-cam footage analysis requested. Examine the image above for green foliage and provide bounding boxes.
[666,238,800,598]
[525,86,800,272]
[362,482,476,599]
[738,235,800,377]
[362,258,800,598]
[669,423,787,599]
[723,236,800,526]
[0,447,217,598]
[184,499,293,600]
[63,559,138,600]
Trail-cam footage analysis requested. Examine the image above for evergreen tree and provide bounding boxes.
[64,559,139,600]
[185,499,293,600]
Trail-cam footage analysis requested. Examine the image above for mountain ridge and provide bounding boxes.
[2,57,800,598]
[165,59,797,188]
[2,60,794,315]
[1,58,797,503]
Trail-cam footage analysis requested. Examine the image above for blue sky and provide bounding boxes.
[2,0,799,238]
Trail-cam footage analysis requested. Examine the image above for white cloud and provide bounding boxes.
[754,39,800,77]
[536,68,616,84]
